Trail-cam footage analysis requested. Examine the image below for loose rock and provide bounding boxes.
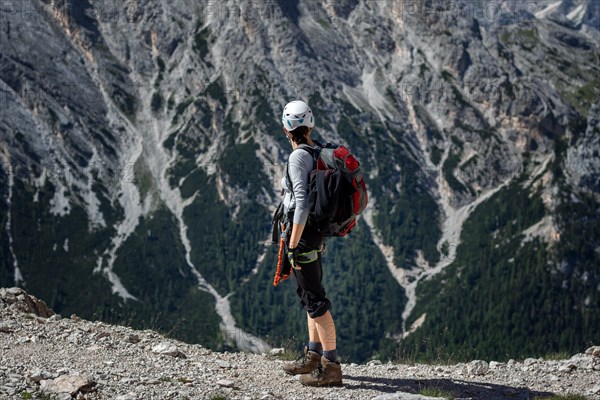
[40,375,95,396]
[29,369,54,383]
[217,379,235,388]
[151,342,186,358]
[269,348,285,356]
[467,360,489,376]
[489,361,505,369]
[585,346,600,358]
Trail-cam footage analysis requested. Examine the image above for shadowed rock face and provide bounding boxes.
[0,1,598,362]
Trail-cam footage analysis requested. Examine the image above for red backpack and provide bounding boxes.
[300,141,368,236]
[272,141,368,286]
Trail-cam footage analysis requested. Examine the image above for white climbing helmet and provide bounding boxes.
[281,100,315,131]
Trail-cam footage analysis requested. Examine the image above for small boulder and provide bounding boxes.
[29,369,54,383]
[466,360,489,376]
[269,348,285,356]
[40,375,95,396]
[151,342,186,358]
[217,379,234,388]
[585,346,600,358]
[367,359,383,366]
[0,288,19,304]
[489,361,505,369]
[568,354,594,370]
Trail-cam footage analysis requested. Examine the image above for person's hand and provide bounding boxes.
[287,246,301,270]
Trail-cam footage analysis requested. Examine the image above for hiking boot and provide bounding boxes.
[299,355,343,387]
[282,347,321,375]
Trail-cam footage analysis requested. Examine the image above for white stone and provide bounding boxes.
[567,354,594,370]
[40,375,95,396]
[269,348,285,356]
[217,379,234,388]
[466,360,489,376]
[585,346,600,357]
[29,369,53,383]
[367,359,383,366]
[151,342,186,358]
[489,361,505,369]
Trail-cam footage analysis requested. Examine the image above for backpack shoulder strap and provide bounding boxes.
[295,143,322,166]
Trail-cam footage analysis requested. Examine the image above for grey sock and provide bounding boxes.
[308,341,323,355]
[323,349,337,363]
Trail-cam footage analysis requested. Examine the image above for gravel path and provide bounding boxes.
[1,288,599,400]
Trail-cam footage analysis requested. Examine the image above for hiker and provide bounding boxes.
[277,100,342,387]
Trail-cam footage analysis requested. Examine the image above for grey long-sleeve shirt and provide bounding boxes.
[281,147,315,225]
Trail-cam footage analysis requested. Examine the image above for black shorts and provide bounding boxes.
[292,245,331,318]
[285,212,329,318]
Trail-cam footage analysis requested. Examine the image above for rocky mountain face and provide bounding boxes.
[0,0,598,362]
[1,288,599,399]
